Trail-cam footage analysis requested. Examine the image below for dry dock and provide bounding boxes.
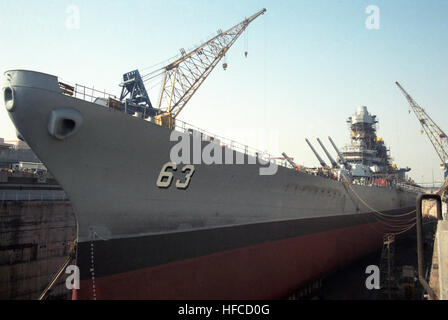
[1,193,443,300]
[0,194,75,299]
[290,199,442,300]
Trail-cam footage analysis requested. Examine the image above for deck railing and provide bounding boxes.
[58,81,424,191]
[59,81,286,168]
[59,82,118,103]
[171,118,284,166]
[396,182,426,194]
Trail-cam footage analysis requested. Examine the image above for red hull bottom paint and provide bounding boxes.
[76,222,395,299]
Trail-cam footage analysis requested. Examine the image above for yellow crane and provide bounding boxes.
[396,81,448,199]
[119,8,267,128]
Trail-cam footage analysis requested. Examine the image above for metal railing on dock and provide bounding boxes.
[0,190,68,202]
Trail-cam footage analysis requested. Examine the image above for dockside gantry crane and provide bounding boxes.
[119,8,266,127]
[395,81,448,199]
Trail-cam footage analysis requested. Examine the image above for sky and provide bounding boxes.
[0,0,447,184]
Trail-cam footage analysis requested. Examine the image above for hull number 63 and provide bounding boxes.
[156,162,195,189]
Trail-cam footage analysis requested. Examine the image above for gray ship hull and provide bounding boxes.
[3,70,418,299]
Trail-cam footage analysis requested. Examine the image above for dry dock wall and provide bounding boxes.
[436,221,448,299]
[430,220,448,300]
[0,200,76,299]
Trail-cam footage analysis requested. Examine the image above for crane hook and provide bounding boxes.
[223,54,228,70]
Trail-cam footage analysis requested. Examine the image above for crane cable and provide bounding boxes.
[140,53,181,73]
[142,69,166,82]
[244,28,248,57]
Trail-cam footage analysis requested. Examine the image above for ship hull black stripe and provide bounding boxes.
[77,207,414,280]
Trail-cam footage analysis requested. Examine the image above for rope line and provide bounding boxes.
[341,175,416,218]
[38,242,76,300]
[340,175,417,235]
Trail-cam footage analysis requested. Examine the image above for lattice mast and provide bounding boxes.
[395,81,448,178]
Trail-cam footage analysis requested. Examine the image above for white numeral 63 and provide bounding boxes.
[156,162,195,189]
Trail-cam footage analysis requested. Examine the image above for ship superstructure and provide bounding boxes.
[304,106,412,188]
[340,106,410,185]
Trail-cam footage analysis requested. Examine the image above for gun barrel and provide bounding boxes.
[305,138,328,168]
[281,152,298,168]
[328,136,350,169]
[317,138,338,168]
[328,137,345,162]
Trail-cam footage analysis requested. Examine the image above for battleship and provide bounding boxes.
[3,69,420,299]
[1,9,422,300]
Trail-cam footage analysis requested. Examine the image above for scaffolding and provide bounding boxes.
[380,233,398,299]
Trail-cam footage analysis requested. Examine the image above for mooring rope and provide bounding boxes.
[341,175,416,218]
[339,175,417,235]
